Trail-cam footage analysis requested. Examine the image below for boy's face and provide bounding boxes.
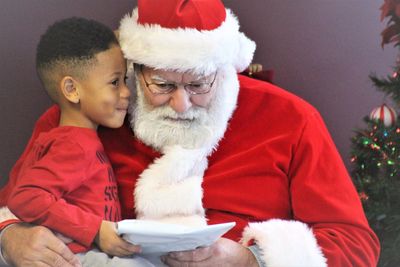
[77,45,130,129]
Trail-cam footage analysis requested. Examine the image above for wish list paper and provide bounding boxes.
[117,220,235,254]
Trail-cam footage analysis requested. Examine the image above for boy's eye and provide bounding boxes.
[124,76,128,84]
[111,79,119,86]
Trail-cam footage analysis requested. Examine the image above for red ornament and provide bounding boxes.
[369,104,397,127]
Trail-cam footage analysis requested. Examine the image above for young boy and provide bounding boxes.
[7,17,146,266]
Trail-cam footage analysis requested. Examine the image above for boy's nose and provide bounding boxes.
[120,82,131,99]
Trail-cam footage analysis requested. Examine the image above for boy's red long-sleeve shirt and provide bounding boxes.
[6,127,121,253]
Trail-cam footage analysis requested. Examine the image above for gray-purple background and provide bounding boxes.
[0,0,396,187]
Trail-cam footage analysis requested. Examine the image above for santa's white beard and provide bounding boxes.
[128,66,240,227]
[129,66,240,153]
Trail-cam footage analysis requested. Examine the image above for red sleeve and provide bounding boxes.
[0,105,60,207]
[290,111,380,267]
[7,139,101,247]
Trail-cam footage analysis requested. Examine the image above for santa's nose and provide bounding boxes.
[168,87,192,113]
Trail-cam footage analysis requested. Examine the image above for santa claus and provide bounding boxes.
[118,0,255,228]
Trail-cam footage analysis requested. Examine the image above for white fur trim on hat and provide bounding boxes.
[119,8,256,74]
[241,219,327,267]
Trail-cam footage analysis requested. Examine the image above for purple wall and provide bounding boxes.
[0,0,395,186]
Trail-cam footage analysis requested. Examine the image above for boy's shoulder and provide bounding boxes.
[35,105,61,132]
[34,126,102,168]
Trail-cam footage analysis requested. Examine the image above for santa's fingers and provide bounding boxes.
[167,246,213,262]
[248,63,263,75]
[2,224,81,267]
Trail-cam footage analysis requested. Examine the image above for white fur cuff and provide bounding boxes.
[0,207,17,222]
[241,219,327,267]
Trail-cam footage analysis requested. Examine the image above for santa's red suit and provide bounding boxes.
[0,75,379,266]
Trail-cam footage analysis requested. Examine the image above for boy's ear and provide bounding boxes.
[60,76,80,104]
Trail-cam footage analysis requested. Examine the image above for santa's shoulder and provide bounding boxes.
[236,74,319,123]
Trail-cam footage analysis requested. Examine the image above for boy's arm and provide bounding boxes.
[7,140,103,248]
[0,105,60,211]
[0,105,60,232]
[0,105,77,267]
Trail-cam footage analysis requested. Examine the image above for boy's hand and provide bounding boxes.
[95,220,141,257]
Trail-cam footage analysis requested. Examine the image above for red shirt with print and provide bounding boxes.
[7,126,121,253]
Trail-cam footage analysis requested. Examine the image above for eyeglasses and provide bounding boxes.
[140,65,217,95]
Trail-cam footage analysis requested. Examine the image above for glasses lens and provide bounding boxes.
[144,71,217,95]
[185,83,211,94]
[149,83,176,94]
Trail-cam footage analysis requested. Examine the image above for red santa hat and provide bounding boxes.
[118,0,256,74]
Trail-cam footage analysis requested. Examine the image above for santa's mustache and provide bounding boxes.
[146,105,207,124]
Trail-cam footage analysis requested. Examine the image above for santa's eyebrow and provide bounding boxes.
[150,74,169,82]
[150,74,210,84]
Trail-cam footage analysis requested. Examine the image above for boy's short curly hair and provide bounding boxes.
[36,17,119,102]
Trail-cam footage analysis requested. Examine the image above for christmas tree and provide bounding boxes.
[350,1,400,266]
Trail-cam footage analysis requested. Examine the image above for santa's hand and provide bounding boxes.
[55,231,74,244]
[1,223,81,267]
[161,238,258,267]
[247,63,263,76]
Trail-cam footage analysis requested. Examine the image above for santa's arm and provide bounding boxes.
[242,219,326,267]
[241,111,379,267]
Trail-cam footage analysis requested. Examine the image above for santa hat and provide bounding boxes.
[119,0,256,74]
